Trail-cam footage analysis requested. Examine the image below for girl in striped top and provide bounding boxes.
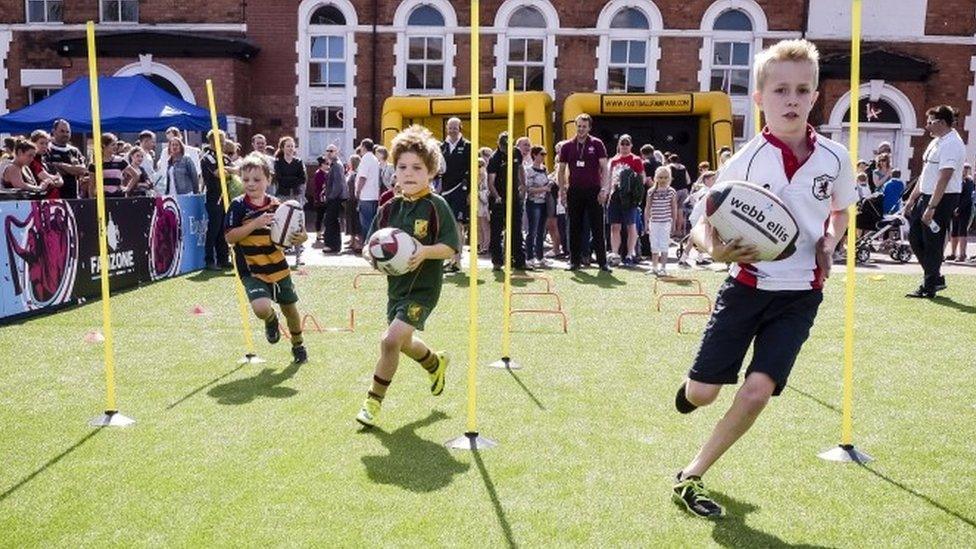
[644,165,677,276]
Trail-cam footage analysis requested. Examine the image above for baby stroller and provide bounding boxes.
[855,212,912,264]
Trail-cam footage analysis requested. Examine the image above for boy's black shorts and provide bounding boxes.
[688,277,823,395]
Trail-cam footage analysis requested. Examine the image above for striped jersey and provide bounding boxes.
[717,126,858,291]
[225,194,290,283]
[647,187,676,222]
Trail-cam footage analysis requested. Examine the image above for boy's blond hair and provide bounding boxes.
[753,39,820,91]
[391,125,441,175]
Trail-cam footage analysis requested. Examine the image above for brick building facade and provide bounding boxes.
[0,0,974,177]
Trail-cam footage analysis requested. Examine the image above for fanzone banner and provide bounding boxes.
[1,195,207,320]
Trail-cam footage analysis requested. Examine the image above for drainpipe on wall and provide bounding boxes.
[371,0,378,139]
[801,0,810,38]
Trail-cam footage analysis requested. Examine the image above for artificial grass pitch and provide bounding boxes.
[1,266,974,546]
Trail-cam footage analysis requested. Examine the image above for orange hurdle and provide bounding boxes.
[653,275,703,295]
[676,309,711,334]
[510,273,554,293]
[509,309,568,333]
[353,272,384,289]
[655,292,712,312]
[280,310,356,338]
[511,291,563,312]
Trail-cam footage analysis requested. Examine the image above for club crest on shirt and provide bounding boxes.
[812,174,834,200]
[414,219,429,239]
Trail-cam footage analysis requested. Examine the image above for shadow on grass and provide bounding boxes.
[361,411,469,493]
[785,385,841,414]
[505,367,546,411]
[858,463,976,530]
[472,447,517,548]
[0,428,102,503]
[569,270,626,288]
[167,364,246,410]
[709,492,835,548]
[186,269,235,283]
[930,296,976,314]
[444,274,486,287]
[492,271,533,287]
[207,362,301,405]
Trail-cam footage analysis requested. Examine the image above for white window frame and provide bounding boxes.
[99,0,139,24]
[595,1,663,93]
[27,86,59,105]
[393,0,456,96]
[709,40,752,97]
[698,0,767,145]
[493,0,559,96]
[25,0,63,23]
[115,57,195,102]
[296,0,358,162]
[309,34,347,89]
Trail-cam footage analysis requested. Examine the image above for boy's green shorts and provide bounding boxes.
[387,298,434,330]
[242,275,299,305]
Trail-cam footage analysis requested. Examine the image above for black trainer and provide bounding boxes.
[905,286,935,299]
[673,473,725,518]
[265,315,281,344]
[291,344,308,364]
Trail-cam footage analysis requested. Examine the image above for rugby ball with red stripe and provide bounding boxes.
[705,180,799,261]
[269,200,306,248]
[366,227,419,276]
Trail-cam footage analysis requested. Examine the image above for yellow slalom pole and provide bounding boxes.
[753,104,762,137]
[85,22,131,426]
[464,0,481,436]
[205,80,257,360]
[502,80,515,358]
[447,0,495,448]
[840,0,862,447]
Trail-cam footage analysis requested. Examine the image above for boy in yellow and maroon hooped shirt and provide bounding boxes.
[224,154,309,364]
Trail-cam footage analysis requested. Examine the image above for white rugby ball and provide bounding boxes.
[366,227,420,276]
[705,181,798,261]
[269,200,305,248]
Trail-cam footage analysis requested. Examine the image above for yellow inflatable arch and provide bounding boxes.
[561,92,734,170]
[381,92,554,167]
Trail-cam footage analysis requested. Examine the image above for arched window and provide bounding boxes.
[699,1,767,144]
[298,1,358,160]
[709,10,752,96]
[608,8,649,92]
[508,7,546,90]
[408,5,444,26]
[596,1,662,94]
[394,1,457,95]
[714,9,752,31]
[310,5,345,25]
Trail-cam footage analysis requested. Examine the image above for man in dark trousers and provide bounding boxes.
[904,105,964,298]
[558,113,611,272]
[487,131,528,271]
[201,129,235,270]
[439,117,470,272]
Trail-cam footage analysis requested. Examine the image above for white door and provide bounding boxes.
[839,128,898,163]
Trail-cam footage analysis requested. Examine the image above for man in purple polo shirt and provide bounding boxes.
[558,113,611,272]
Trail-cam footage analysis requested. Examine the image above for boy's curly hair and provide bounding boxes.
[391,125,441,176]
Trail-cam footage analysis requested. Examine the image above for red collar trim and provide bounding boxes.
[244,194,271,209]
[762,125,817,180]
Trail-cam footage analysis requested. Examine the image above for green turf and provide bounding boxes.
[1,265,974,547]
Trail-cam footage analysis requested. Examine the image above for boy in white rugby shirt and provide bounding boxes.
[671,39,858,518]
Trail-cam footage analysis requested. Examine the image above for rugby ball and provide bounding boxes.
[269,200,305,248]
[366,227,420,276]
[705,181,798,261]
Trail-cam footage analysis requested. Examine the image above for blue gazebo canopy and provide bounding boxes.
[0,75,226,133]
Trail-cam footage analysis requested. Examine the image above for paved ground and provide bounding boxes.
[293,233,976,277]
